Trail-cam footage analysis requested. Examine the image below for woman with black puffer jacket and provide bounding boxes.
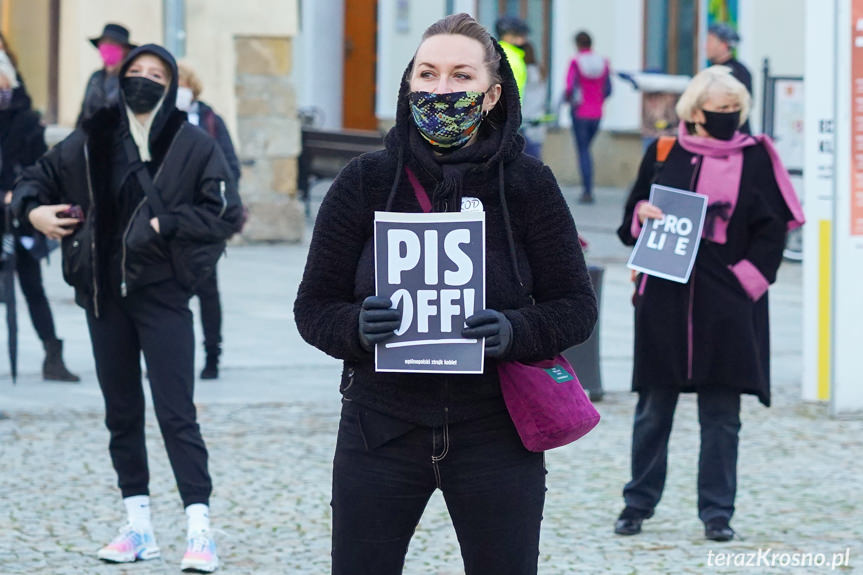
[0,46,78,382]
[13,44,242,573]
[294,13,596,575]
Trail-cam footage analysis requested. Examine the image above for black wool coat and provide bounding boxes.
[618,139,792,406]
[294,43,597,426]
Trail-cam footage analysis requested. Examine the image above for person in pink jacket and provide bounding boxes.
[565,31,611,204]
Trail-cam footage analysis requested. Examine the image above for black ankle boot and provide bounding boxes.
[614,506,654,535]
[200,349,220,380]
[43,339,81,382]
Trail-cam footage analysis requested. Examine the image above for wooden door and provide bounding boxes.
[343,0,378,130]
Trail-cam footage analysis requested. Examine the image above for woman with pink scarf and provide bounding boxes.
[614,66,804,542]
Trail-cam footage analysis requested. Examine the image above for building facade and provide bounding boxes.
[1,0,302,241]
[295,0,805,186]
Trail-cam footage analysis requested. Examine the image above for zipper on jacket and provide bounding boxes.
[83,143,100,318]
[120,197,148,297]
[119,124,186,297]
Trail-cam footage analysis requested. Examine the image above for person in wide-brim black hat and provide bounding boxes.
[89,22,137,49]
[77,23,136,127]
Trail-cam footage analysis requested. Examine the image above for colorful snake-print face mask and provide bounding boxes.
[409,90,486,150]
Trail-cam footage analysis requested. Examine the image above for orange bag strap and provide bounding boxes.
[656,136,676,163]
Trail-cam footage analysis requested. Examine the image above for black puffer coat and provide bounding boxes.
[13,45,243,315]
[0,88,46,192]
[294,41,597,426]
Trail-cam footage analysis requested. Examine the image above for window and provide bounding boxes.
[644,0,699,76]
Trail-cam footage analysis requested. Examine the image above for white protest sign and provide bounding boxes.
[627,185,708,283]
[374,211,486,374]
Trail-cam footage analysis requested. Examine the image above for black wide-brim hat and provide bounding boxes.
[89,23,137,49]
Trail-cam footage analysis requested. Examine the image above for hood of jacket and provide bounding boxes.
[117,43,181,150]
[575,51,607,79]
[384,37,524,170]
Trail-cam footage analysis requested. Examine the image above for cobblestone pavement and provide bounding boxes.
[1,187,861,574]
[2,385,861,574]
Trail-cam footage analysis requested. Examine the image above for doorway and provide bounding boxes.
[342,0,378,130]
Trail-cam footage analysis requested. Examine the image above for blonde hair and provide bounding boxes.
[177,60,203,99]
[675,66,750,126]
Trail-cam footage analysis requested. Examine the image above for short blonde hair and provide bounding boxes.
[177,60,203,99]
[675,66,750,127]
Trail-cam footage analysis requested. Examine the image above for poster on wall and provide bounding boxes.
[772,79,806,174]
[374,211,486,374]
[707,0,739,28]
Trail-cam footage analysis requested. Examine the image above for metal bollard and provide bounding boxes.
[561,265,604,402]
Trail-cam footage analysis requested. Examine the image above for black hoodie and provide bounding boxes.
[0,79,45,191]
[295,39,597,426]
[12,44,243,314]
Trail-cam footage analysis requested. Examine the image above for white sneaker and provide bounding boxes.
[97,523,160,563]
[180,529,219,573]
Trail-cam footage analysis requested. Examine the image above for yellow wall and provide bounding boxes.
[1,0,297,130]
[184,0,297,139]
[58,0,163,125]
[4,0,50,116]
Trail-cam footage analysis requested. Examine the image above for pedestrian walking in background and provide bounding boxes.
[495,15,529,101]
[707,22,752,133]
[77,23,136,127]
[565,31,611,204]
[295,13,597,575]
[177,60,242,380]
[14,44,242,572]
[521,42,548,160]
[614,66,804,542]
[0,49,78,382]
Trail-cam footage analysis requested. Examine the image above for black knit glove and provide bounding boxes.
[462,309,513,358]
[358,296,402,352]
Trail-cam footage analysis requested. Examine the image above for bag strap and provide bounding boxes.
[404,166,432,213]
[122,133,166,215]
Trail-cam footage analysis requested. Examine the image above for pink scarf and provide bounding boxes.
[676,122,805,244]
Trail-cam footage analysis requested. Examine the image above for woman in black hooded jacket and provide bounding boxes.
[294,13,596,575]
[13,44,242,573]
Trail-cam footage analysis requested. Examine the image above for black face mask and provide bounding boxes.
[122,76,165,114]
[700,109,740,141]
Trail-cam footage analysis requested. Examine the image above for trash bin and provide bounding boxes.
[561,265,604,401]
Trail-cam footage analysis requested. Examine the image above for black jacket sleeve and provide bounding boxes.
[157,139,243,242]
[213,114,241,186]
[20,115,48,171]
[736,145,790,285]
[293,158,371,362]
[618,140,658,246]
[501,165,598,362]
[11,138,68,234]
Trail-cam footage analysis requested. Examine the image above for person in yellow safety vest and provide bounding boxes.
[495,16,529,102]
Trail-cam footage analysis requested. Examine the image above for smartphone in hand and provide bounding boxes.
[57,205,85,225]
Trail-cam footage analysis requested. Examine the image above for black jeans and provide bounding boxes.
[194,266,222,354]
[622,386,741,522]
[332,401,546,575]
[86,279,212,507]
[16,244,57,343]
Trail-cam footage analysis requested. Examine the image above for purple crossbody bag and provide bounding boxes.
[405,166,600,452]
